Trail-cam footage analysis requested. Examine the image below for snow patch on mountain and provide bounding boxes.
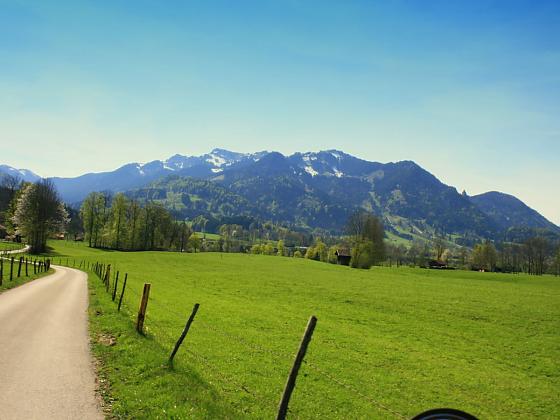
[206,154,227,167]
[305,166,318,177]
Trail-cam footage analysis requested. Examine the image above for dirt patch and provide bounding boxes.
[91,354,115,418]
[98,333,117,347]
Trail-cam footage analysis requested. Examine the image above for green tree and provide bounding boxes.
[293,250,303,258]
[251,244,263,254]
[432,236,446,261]
[110,193,128,250]
[80,192,103,248]
[350,241,373,269]
[188,233,201,253]
[314,239,328,262]
[12,179,68,253]
[327,246,338,264]
[523,237,549,275]
[178,221,192,252]
[346,212,386,265]
[305,245,317,260]
[471,240,497,271]
[553,246,560,276]
[127,200,141,250]
[263,243,275,255]
[277,240,285,256]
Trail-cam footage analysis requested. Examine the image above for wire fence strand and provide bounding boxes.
[304,360,407,419]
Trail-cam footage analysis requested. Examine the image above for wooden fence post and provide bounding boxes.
[276,316,317,420]
[136,283,151,334]
[25,258,28,276]
[169,303,200,364]
[105,264,111,292]
[17,256,23,277]
[0,258,3,285]
[118,274,128,312]
[112,271,119,301]
[10,257,14,281]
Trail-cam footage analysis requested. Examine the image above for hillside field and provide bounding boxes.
[46,241,559,419]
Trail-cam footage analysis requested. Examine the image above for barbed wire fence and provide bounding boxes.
[54,257,409,419]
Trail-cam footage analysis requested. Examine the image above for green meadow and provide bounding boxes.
[46,240,559,419]
[0,241,24,252]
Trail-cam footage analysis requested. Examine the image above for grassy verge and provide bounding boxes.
[87,269,239,418]
[0,262,53,293]
[47,240,559,419]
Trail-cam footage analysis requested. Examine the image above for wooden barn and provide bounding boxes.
[335,248,352,266]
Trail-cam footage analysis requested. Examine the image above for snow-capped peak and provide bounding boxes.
[0,165,41,182]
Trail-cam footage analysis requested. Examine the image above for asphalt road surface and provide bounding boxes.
[0,265,102,419]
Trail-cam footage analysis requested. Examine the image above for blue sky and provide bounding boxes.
[1,0,559,224]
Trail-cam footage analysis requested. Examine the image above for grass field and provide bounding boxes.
[195,232,221,241]
[0,241,25,252]
[46,241,559,419]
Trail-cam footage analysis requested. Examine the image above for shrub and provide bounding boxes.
[351,241,373,269]
[263,243,276,255]
[305,246,317,260]
[327,246,338,264]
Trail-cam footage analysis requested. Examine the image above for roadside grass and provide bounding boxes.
[47,240,560,419]
[0,262,53,293]
[89,275,238,418]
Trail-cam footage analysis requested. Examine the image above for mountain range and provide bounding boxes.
[2,149,558,242]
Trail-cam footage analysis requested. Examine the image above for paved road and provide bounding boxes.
[0,265,103,419]
[1,245,30,255]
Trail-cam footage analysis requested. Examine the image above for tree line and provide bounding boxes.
[80,192,194,251]
[383,235,560,276]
